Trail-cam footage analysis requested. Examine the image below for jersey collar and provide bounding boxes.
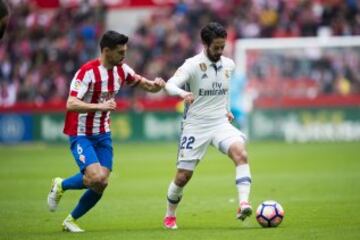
[201,50,223,70]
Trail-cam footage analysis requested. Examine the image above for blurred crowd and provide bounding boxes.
[247,47,360,98]
[127,0,360,100]
[1,0,360,106]
[0,0,106,106]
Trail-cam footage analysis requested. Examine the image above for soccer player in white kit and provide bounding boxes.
[163,22,252,229]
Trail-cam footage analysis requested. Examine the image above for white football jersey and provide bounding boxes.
[166,51,235,124]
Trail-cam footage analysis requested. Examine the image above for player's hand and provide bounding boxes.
[151,77,165,92]
[180,92,194,104]
[153,77,166,89]
[99,98,117,111]
[226,112,234,122]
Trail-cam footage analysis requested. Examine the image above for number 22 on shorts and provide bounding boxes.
[180,136,195,149]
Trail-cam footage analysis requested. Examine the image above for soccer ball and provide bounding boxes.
[256,200,284,227]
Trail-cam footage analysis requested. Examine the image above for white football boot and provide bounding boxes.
[62,215,84,233]
[47,177,64,212]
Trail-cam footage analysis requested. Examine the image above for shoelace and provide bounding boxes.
[54,185,63,202]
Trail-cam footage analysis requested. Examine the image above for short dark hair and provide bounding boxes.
[100,30,129,51]
[200,22,227,46]
[0,0,9,18]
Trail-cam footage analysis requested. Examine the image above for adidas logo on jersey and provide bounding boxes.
[201,73,208,79]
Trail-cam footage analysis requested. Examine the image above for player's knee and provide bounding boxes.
[89,173,108,191]
[175,171,192,187]
[231,147,248,164]
[97,176,108,191]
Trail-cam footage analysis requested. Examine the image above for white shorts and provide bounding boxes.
[177,120,246,166]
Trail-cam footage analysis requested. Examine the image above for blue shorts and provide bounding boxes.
[69,133,113,173]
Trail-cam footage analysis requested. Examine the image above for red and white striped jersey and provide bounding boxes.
[63,59,140,136]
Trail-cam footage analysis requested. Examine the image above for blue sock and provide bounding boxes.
[71,189,102,220]
[62,173,85,191]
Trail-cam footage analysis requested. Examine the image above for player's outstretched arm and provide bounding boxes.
[165,81,194,104]
[66,96,116,113]
[135,75,165,92]
[164,63,194,104]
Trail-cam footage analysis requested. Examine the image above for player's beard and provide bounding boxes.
[109,57,123,67]
[114,57,124,65]
[206,49,221,62]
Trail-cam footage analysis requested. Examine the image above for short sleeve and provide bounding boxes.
[123,63,141,87]
[69,69,91,99]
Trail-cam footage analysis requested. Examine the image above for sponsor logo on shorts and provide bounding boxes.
[79,154,86,163]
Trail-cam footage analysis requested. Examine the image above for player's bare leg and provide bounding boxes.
[164,168,193,229]
[83,163,110,194]
[63,163,110,232]
[228,142,252,221]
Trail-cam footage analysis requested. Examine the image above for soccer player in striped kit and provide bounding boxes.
[163,22,252,229]
[47,30,165,232]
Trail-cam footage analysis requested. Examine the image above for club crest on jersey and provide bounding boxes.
[199,63,207,72]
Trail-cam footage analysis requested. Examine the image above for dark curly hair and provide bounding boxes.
[200,22,227,46]
[100,30,129,51]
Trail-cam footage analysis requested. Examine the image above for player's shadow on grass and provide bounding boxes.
[177,226,261,231]
[89,225,262,233]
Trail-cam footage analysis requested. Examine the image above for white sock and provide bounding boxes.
[166,181,183,217]
[235,164,252,204]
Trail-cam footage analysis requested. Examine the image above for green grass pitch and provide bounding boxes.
[0,141,359,240]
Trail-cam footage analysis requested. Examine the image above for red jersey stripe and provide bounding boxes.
[126,73,135,83]
[108,69,115,92]
[85,65,102,135]
[99,69,114,133]
[63,111,79,136]
[77,68,87,81]
[117,66,126,87]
